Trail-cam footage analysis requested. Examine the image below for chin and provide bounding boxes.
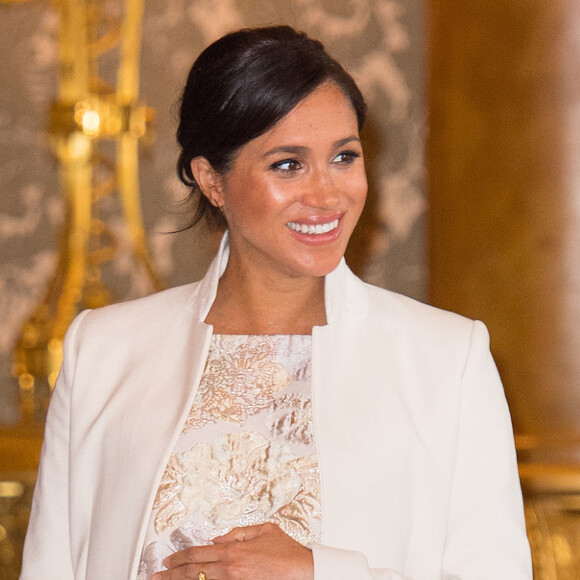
[291,255,343,279]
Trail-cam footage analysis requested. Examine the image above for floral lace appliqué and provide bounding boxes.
[183,337,291,432]
[140,334,320,580]
[153,431,320,542]
[268,393,314,446]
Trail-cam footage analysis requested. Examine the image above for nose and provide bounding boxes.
[301,167,340,209]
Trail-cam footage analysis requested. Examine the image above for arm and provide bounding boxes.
[312,321,532,580]
[441,320,532,578]
[20,311,90,580]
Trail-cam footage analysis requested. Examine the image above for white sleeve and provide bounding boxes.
[20,311,90,580]
[440,320,532,578]
[311,321,532,580]
[312,544,412,580]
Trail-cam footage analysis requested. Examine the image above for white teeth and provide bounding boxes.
[287,219,339,235]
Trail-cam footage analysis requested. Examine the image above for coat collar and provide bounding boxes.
[187,231,370,326]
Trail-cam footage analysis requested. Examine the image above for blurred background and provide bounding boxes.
[0,0,579,577]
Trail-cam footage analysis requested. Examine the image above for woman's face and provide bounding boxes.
[205,81,367,281]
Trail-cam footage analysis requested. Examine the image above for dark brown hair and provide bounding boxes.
[176,25,367,229]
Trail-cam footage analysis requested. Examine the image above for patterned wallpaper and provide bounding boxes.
[0,0,426,422]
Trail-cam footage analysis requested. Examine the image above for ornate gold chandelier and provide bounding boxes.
[10,0,163,421]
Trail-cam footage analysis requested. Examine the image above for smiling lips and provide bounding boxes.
[286,218,340,235]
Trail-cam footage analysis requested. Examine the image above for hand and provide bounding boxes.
[152,522,314,580]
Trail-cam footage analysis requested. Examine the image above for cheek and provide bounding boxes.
[348,171,368,204]
[347,175,368,226]
[243,181,298,217]
[359,175,369,199]
[224,178,284,227]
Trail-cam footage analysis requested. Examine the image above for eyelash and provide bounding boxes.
[270,159,301,172]
[334,150,361,164]
[270,150,361,172]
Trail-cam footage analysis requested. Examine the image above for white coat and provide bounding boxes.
[21,234,532,579]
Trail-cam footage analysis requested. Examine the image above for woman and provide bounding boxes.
[21,26,532,580]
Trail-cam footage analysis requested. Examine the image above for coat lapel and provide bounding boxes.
[125,236,231,578]
[80,236,230,579]
[313,262,422,569]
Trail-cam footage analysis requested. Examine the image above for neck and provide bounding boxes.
[205,262,327,335]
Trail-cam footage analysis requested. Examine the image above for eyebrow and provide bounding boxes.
[263,136,361,157]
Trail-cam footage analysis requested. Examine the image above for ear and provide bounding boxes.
[190,157,225,208]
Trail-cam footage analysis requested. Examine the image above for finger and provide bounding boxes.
[163,545,220,569]
[211,528,238,543]
[212,523,270,544]
[199,561,217,580]
[153,561,215,580]
[212,526,247,544]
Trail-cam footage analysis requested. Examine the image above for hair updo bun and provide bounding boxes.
[176,25,367,229]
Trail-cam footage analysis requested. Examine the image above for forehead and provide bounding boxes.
[244,82,359,153]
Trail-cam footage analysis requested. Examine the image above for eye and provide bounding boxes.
[333,150,362,165]
[270,158,302,172]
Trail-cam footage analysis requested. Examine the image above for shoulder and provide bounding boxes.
[347,282,500,431]
[360,279,480,345]
[350,280,496,384]
[327,262,487,364]
[70,281,201,343]
[330,260,478,348]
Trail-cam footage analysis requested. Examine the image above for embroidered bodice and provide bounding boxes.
[137,334,321,579]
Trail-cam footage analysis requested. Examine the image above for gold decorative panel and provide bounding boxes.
[429,0,580,575]
[12,0,162,422]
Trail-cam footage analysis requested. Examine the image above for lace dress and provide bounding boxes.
[137,334,322,579]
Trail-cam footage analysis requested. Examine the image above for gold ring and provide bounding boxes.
[198,562,207,580]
